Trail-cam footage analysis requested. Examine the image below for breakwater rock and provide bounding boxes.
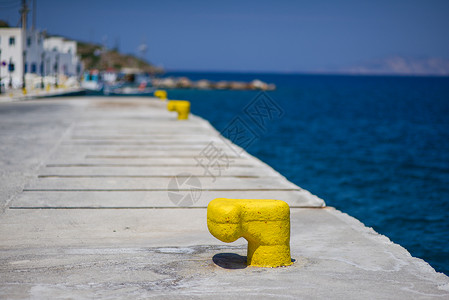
[152,77,276,90]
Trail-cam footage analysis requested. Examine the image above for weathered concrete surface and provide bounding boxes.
[0,97,448,299]
[0,99,86,211]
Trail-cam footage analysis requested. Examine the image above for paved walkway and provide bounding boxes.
[0,97,448,299]
[0,87,85,103]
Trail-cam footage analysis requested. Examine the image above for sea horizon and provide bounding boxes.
[163,69,449,78]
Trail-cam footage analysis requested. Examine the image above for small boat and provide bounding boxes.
[103,68,154,96]
[81,70,104,94]
[104,82,154,96]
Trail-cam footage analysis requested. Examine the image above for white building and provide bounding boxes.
[44,36,81,77]
[0,27,26,88]
[0,27,82,89]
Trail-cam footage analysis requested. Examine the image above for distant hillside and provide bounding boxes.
[77,41,164,74]
[0,20,10,27]
[340,56,449,76]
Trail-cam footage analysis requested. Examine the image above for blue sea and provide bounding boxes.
[165,72,449,275]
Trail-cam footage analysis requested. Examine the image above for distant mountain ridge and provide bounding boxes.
[340,56,449,76]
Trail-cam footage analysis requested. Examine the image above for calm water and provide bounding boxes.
[165,72,449,275]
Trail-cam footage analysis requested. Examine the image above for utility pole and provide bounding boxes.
[20,0,29,92]
[41,52,44,89]
[32,0,36,31]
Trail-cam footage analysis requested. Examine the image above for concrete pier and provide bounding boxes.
[0,97,448,299]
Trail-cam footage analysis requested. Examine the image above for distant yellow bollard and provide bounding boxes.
[207,198,292,267]
[22,88,27,95]
[167,100,190,120]
[46,84,50,92]
[154,90,167,100]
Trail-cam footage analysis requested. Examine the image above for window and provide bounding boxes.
[9,36,15,46]
[27,37,31,47]
[24,63,27,73]
[8,62,15,72]
[31,63,37,73]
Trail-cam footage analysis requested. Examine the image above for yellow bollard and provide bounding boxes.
[46,84,50,92]
[22,88,27,95]
[167,100,190,120]
[154,90,167,100]
[207,198,292,267]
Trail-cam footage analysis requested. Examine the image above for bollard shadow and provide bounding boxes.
[212,253,248,269]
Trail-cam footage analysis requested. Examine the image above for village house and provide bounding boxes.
[0,26,82,90]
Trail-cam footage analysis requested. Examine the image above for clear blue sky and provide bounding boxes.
[1,0,448,72]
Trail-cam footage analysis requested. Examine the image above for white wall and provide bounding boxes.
[0,28,24,88]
